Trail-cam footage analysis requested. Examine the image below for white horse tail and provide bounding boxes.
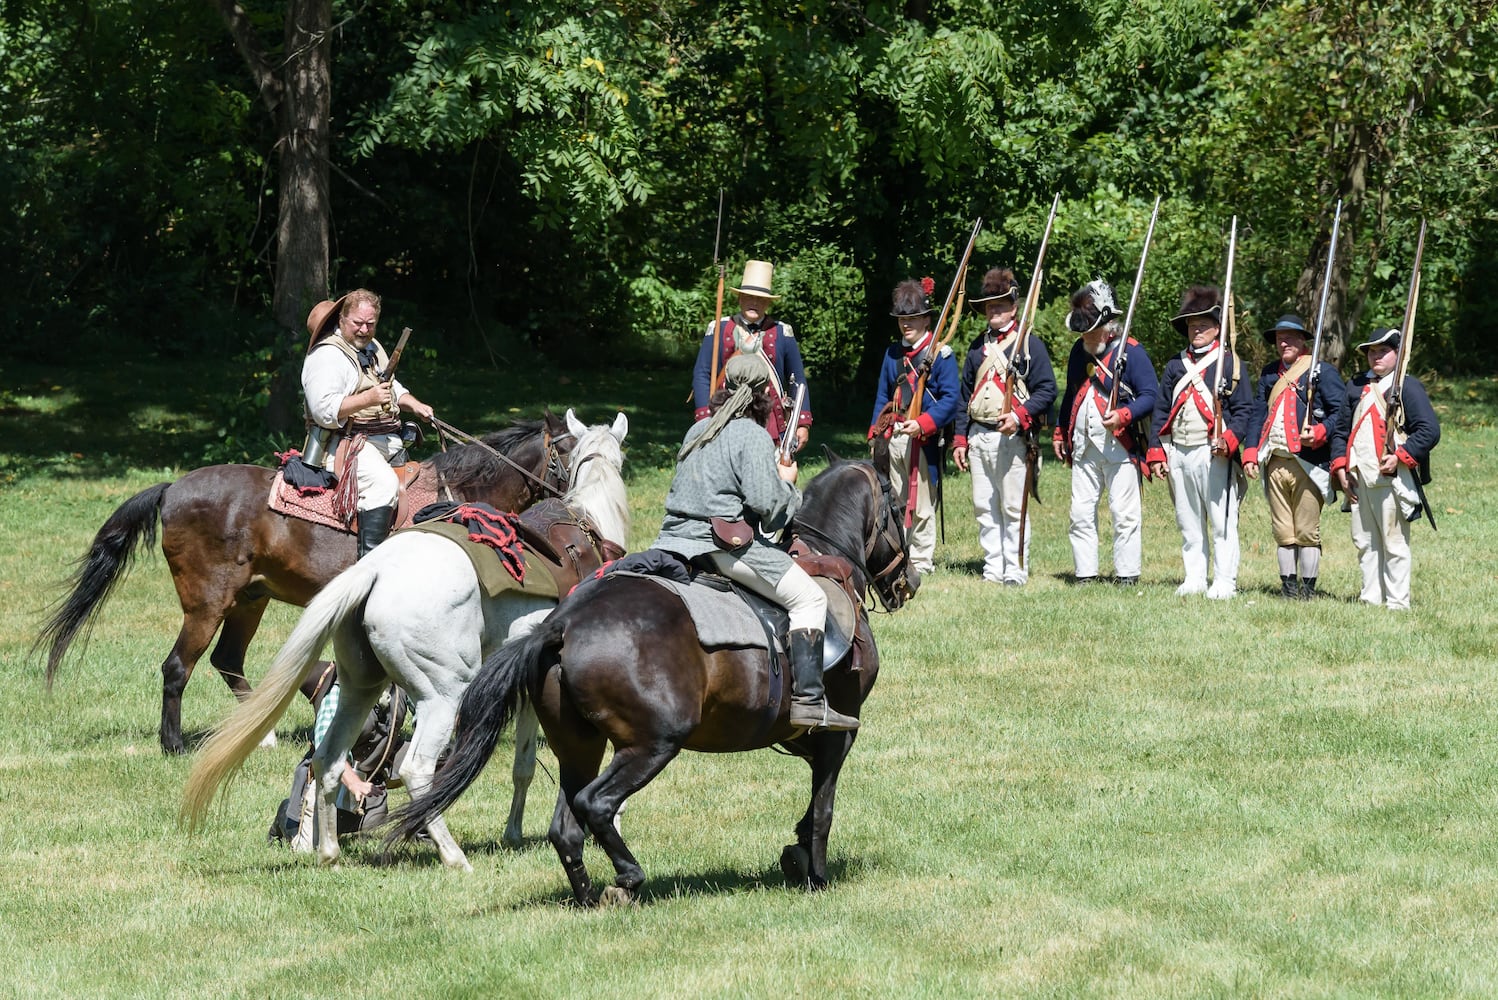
[386,615,563,846]
[180,561,379,831]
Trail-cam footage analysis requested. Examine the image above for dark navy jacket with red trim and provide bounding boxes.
[1054,336,1159,460]
[1145,344,1252,466]
[952,330,1057,449]
[868,341,961,488]
[691,317,812,446]
[1242,360,1346,470]
[1331,372,1440,485]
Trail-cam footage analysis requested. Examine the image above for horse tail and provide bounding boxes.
[385,616,563,846]
[180,562,379,832]
[33,481,172,689]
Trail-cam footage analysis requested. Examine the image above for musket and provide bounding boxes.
[708,189,728,396]
[1388,219,1436,530]
[1212,218,1239,443]
[378,326,413,416]
[905,217,983,422]
[1107,195,1162,414]
[777,379,807,465]
[1302,199,1343,437]
[1011,194,1060,569]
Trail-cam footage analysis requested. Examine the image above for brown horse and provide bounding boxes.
[388,444,918,905]
[36,413,574,754]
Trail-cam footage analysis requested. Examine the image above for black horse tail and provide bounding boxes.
[33,481,172,689]
[384,615,564,847]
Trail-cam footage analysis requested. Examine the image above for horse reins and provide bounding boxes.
[795,462,911,612]
[429,416,573,503]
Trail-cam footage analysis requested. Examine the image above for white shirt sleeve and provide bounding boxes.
[301,347,358,429]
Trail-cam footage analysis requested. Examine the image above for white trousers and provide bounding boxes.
[703,550,827,632]
[968,427,1033,584]
[1068,437,1141,579]
[351,433,403,511]
[1164,441,1240,591]
[889,433,937,574]
[1350,482,1412,610]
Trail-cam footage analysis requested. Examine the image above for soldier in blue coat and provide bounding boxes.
[1331,326,1441,609]
[1053,280,1158,585]
[1242,314,1347,598]
[691,260,812,452]
[868,278,960,577]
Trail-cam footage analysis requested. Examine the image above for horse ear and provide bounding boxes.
[565,408,587,439]
[870,435,892,479]
[609,411,629,443]
[821,444,843,466]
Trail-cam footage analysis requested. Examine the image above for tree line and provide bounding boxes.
[6,0,1496,412]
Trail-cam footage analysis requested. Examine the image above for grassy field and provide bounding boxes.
[3,357,1497,998]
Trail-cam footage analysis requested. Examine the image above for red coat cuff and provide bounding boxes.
[1146,446,1167,466]
[916,413,938,437]
[797,411,813,428]
[953,435,968,451]
[1310,422,1328,448]
[1016,407,1034,430]
[1115,406,1132,425]
[1330,455,1348,473]
[1222,430,1240,454]
[1396,446,1417,468]
[867,425,879,440]
[1243,446,1259,465]
[693,407,711,421]
[1053,426,1065,444]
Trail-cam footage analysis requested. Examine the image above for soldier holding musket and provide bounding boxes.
[953,266,1057,586]
[1147,285,1252,599]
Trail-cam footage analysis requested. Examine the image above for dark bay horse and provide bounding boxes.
[389,444,918,906]
[36,413,575,754]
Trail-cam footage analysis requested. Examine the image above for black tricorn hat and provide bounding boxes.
[1355,326,1402,353]
[1170,286,1222,336]
[1065,280,1120,333]
[891,278,935,317]
[970,267,1019,306]
[1262,313,1309,345]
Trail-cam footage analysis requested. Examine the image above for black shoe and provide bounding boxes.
[1299,577,1318,600]
[1114,576,1139,587]
[1070,575,1099,586]
[1280,575,1299,598]
[356,506,395,559]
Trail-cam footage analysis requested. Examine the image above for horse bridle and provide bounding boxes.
[430,417,574,503]
[797,461,913,612]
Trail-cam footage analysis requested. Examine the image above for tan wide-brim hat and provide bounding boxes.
[730,260,780,300]
[305,295,347,352]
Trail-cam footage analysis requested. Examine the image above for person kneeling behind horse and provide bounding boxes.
[653,355,858,732]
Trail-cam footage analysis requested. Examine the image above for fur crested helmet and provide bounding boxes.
[891,277,936,317]
[970,267,1019,306]
[1065,280,1120,334]
[1170,285,1222,336]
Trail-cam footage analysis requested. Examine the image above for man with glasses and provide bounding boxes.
[302,289,435,556]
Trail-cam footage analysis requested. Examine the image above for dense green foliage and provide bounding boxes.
[5,0,1495,384]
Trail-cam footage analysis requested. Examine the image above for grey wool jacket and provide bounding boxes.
[653,417,801,584]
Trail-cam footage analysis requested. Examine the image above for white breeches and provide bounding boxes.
[703,551,827,632]
[1350,482,1413,610]
[1068,437,1141,579]
[968,427,1032,584]
[889,433,936,574]
[353,433,403,511]
[1164,441,1239,589]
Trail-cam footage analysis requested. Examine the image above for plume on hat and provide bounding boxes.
[1065,280,1119,334]
[891,279,935,317]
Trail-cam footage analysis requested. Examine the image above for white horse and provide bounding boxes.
[182,409,629,871]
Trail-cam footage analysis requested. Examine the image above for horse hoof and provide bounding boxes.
[780,844,810,889]
[599,885,637,908]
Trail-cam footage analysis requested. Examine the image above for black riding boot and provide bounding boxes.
[356,506,395,559]
[787,628,859,732]
[1280,575,1299,598]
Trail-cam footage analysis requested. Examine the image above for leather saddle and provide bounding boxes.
[694,551,861,673]
[513,498,625,597]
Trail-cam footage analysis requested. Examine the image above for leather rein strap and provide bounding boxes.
[430,416,573,503]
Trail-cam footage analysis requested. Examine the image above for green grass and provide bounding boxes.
[2,360,1497,998]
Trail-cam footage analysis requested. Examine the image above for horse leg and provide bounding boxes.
[211,597,276,748]
[395,698,472,872]
[158,607,226,754]
[503,702,539,849]
[573,743,682,906]
[784,732,856,891]
[308,678,384,868]
[548,738,608,907]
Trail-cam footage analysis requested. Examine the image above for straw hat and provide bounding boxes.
[730,260,780,300]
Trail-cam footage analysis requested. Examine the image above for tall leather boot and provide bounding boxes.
[1280,575,1299,599]
[356,506,395,559]
[787,628,859,732]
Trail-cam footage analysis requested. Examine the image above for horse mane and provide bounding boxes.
[795,461,874,562]
[428,419,548,493]
[563,423,630,547]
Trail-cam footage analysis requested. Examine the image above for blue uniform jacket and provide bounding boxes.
[1243,360,1347,471]
[1333,372,1440,485]
[1146,347,1253,463]
[953,332,1057,445]
[691,318,812,444]
[1055,337,1159,460]
[869,342,960,487]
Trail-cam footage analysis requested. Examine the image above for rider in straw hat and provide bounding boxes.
[302,289,435,558]
[691,260,813,454]
[658,354,858,732]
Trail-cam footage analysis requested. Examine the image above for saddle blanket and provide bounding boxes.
[613,571,854,653]
[266,465,440,533]
[403,520,559,600]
